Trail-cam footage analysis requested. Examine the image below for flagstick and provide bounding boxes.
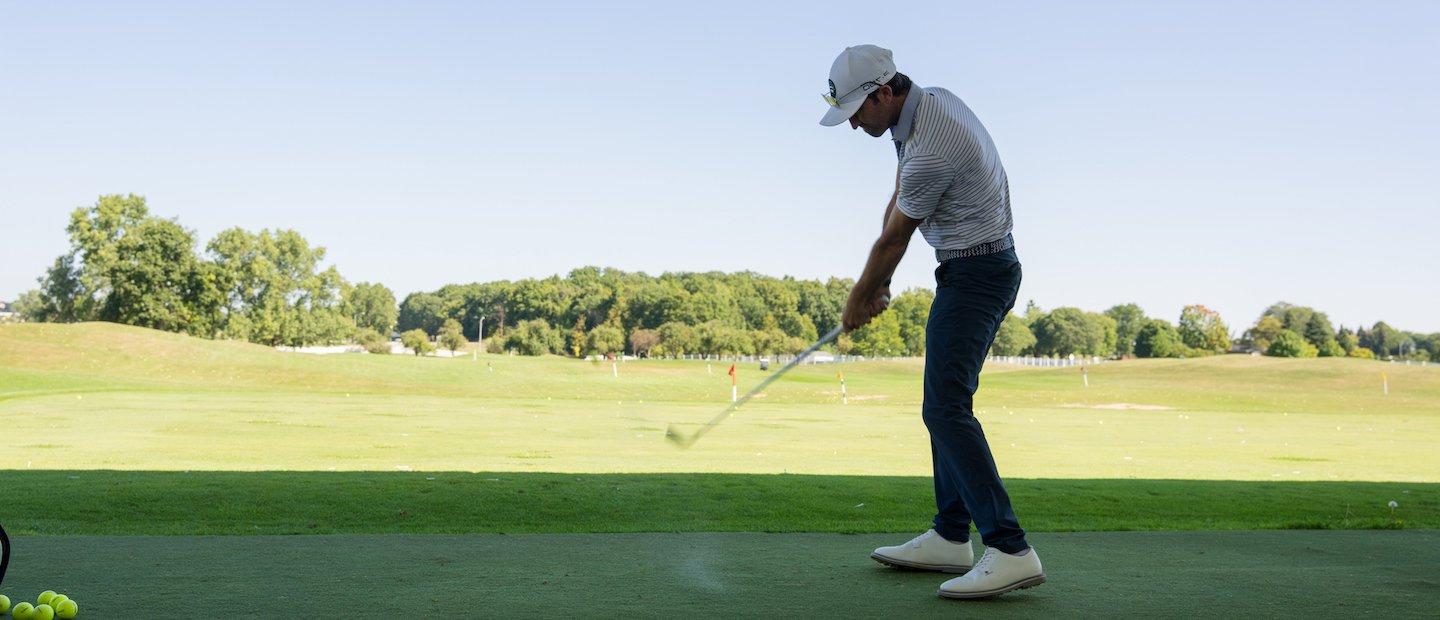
[1082,365,1089,388]
[728,363,739,402]
[1382,372,1388,396]
[838,371,848,405]
[613,358,618,379]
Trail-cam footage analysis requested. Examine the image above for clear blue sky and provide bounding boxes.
[3,1,1436,333]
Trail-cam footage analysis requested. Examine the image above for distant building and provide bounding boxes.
[0,300,14,321]
[1229,341,1259,355]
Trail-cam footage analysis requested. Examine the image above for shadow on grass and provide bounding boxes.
[0,471,1431,536]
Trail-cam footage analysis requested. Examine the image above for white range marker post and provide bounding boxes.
[838,371,848,405]
[613,357,619,379]
[1382,372,1389,396]
[1082,365,1089,388]
[474,316,484,361]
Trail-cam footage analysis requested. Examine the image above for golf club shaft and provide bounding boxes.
[669,325,844,446]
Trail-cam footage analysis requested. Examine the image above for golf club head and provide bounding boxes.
[664,424,695,449]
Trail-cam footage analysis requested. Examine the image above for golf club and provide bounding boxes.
[664,290,889,448]
[1,521,9,588]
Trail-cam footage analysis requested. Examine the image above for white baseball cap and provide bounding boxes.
[819,44,896,126]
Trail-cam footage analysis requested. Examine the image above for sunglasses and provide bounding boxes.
[822,79,885,107]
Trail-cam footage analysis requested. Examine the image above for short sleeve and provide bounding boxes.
[895,152,953,221]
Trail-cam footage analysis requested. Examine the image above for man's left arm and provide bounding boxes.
[842,205,922,331]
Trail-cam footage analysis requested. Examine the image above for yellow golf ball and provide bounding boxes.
[0,594,11,612]
[12,601,37,620]
[37,591,57,606]
[56,599,79,619]
[47,595,69,610]
[33,603,56,620]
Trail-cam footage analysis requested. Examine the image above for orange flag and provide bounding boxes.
[728,363,737,386]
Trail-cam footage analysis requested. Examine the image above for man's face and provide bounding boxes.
[848,89,892,137]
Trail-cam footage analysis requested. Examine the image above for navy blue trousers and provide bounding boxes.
[923,248,1028,553]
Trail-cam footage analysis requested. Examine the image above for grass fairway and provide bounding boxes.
[2,323,1437,481]
[3,530,1437,617]
[1,471,1432,536]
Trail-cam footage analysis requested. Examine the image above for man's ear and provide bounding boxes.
[877,84,895,103]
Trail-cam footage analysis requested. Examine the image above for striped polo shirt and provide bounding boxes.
[892,86,1013,257]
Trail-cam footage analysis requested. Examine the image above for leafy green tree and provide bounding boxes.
[354,327,391,354]
[101,218,220,336]
[396,292,447,336]
[1134,319,1187,358]
[206,227,351,346]
[697,320,753,355]
[34,254,84,322]
[1031,307,1111,356]
[657,321,698,356]
[851,310,904,357]
[1299,312,1338,354]
[1301,312,1343,357]
[568,315,587,357]
[796,277,850,337]
[506,319,563,356]
[1347,346,1375,359]
[49,194,154,322]
[1262,302,1314,335]
[1335,326,1358,355]
[629,328,660,357]
[889,289,933,356]
[1030,307,1083,355]
[1362,321,1401,358]
[776,310,819,343]
[10,290,44,321]
[32,194,225,331]
[401,328,434,356]
[1088,312,1118,358]
[990,313,1036,356]
[1245,315,1284,353]
[1266,329,1317,358]
[1417,333,1440,363]
[1022,299,1043,323]
[1104,303,1146,357]
[345,282,397,336]
[1177,304,1229,354]
[586,324,626,355]
[439,318,466,353]
[750,328,792,355]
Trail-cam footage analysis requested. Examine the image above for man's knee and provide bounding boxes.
[922,397,977,428]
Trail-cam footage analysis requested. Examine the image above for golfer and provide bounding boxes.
[825,44,1045,599]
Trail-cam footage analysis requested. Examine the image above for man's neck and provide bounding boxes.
[888,91,910,129]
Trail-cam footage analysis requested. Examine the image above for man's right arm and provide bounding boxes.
[879,165,900,289]
[883,165,899,229]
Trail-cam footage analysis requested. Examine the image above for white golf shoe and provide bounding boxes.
[937,546,1046,599]
[870,529,974,573]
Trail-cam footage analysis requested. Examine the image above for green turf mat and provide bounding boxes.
[2,531,1435,617]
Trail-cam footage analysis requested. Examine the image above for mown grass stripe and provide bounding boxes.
[3,471,1432,536]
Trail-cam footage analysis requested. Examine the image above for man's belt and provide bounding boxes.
[935,233,1014,262]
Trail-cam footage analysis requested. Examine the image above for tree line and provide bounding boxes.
[13,195,1437,363]
[12,195,394,348]
[989,300,1438,362]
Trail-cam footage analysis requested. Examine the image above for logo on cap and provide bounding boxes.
[828,79,837,100]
